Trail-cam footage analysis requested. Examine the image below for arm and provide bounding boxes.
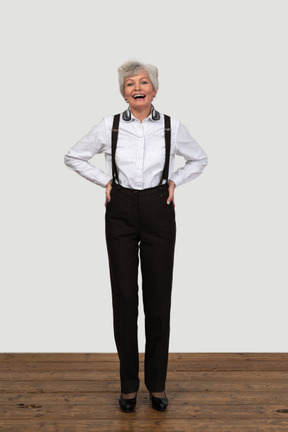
[64,119,112,188]
[169,121,208,188]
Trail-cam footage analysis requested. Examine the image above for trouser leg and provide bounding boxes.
[139,187,176,392]
[105,190,140,394]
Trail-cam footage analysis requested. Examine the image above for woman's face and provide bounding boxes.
[124,71,157,112]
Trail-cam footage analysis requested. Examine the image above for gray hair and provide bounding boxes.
[118,60,159,97]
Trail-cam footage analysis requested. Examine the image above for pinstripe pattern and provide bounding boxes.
[64,108,208,189]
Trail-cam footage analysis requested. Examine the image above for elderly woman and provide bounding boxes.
[64,60,207,412]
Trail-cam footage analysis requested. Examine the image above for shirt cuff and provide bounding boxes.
[169,173,183,188]
[97,173,113,188]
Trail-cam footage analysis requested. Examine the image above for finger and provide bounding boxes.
[105,191,110,207]
[167,193,174,205]
[105,187,111,202]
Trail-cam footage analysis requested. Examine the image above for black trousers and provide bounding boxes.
[105,183,176,394]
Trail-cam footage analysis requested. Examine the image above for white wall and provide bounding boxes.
[1,0,287,352]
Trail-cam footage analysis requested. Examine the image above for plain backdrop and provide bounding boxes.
[1,0,287,352]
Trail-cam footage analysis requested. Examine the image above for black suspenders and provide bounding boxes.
[111,113,171,187]
[111,114,121,185]
[161,114,171,185]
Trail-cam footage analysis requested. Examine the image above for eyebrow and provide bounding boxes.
[125,77,150,83]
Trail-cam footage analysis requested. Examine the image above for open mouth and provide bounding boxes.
[133,94,146,99]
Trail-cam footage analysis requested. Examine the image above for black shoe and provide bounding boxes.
[119,394,137,412]
[150,392,168,411]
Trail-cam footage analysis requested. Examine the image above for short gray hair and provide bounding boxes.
[118,60,159,97]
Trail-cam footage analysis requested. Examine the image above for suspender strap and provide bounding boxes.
[161,114,171,185]
[111,113,171,187]
[111,114,120,185]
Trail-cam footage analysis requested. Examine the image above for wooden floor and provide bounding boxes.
[0,353,288,431]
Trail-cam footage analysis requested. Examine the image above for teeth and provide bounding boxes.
[133,94,145,99]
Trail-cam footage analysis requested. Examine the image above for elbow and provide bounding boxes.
[64,154,73,168]
[200,153,208,169]
[197,155,208,176]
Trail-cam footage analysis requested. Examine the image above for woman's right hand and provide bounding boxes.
[105,179,113,207]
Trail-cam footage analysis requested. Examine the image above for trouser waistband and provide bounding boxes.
[112,182,169,197]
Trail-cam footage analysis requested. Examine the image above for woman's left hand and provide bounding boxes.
[167,180,176,207]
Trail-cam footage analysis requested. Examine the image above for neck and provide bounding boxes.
[129,105,152,123]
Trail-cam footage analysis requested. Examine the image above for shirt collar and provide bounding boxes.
[122,105,160,122]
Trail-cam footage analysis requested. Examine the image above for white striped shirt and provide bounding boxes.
[64,107,208,189]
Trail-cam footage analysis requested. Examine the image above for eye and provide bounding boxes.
[126,83,133,86]
[141,81,148,84]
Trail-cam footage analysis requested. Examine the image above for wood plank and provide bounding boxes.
[1,370,288,381]
[1,403,288,419]
[1,360,288,372]
[1,353,288,362]
[1,419,288,432]
[1,378,288,393]
[1,391,288,405]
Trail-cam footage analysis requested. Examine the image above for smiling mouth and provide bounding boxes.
[133,94,146,99]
